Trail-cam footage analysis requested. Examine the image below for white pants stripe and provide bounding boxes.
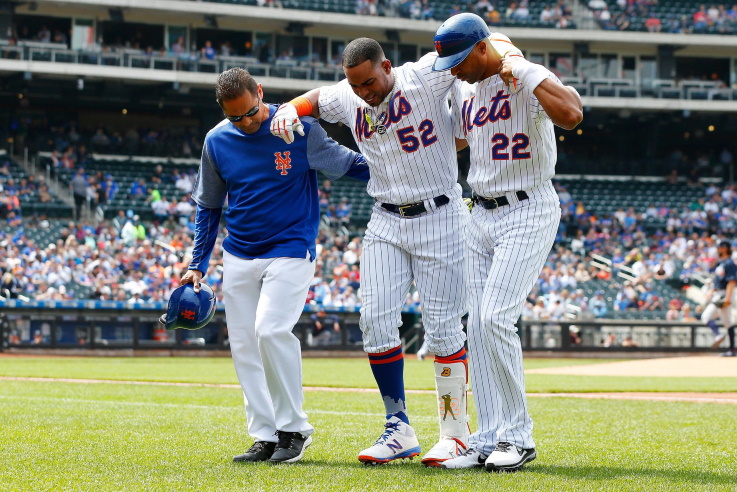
[359,184,468,356]
[466,180,560,454]
[223,251,315,442]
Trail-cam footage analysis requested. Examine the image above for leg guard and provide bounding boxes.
[433,360,469,439]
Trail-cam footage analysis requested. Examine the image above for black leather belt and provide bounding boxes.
[381,194,450,218]
[473,190,529,210]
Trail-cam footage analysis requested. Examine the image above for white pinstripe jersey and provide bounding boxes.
[318,53,457,205]
[450,70,560,195]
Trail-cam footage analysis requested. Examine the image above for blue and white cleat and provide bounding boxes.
[358,416,421,465]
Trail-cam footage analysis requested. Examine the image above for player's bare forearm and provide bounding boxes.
[533,80,583,130]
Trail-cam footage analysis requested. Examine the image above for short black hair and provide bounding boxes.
[342,38,385,69]
[718,240,732,250]
[215,68,258,105]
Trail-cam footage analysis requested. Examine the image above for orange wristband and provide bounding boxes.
[288,96,313,117]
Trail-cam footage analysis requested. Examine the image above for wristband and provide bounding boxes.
[288,96,313,117]
[511,59,553,92]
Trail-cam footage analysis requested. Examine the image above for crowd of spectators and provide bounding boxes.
[0,158,58,227]
[355,0,576,25]
[6,153,737,332]
[522,176,737,327]
[590,0,737,34]
[10,116,203,159]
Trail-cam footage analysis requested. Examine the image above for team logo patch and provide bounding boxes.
[441,367,451,377]
[274,152,292,175]
[434,40,443,56]
[180,310,196,320]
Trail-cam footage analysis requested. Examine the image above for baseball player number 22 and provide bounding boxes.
[492,133,531,160]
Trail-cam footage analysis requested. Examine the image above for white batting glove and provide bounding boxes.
[270,103,305,144]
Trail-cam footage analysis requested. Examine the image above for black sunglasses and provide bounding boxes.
[224,98,261,122]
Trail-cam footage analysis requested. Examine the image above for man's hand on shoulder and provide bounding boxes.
[270,104,305,144]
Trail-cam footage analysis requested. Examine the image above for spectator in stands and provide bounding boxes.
[694,5,709,31]
[90,128,110,151]
[309,309,340,346]
[475,0,494,18]
[175,171,193,194]
[37,25,51,43]
[101,174,119,202]
[621,336,639,347]
[152,194,170,219]
[202,41,217,60]
[645,14,662,32]
[129,178,148,198]
[514,1,530,20]
[680,303,697,321]
[70,167,88,221]
[38,184,52,204]
[335,196,352,225]
[589,291,608,318]
[175,195,194,225]
[540,4,555,23]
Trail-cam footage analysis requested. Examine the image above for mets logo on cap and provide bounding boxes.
[434,40,444,56]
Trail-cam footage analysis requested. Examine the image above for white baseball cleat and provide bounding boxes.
[485,441,536,472]
[358,416,421,465]
[440,448,487,469]
[421,437,468,467]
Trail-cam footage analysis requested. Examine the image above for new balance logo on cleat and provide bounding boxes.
[358,416,421,465]
[386,439,403,453]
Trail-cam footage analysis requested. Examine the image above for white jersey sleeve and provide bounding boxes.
[318,81,353,126]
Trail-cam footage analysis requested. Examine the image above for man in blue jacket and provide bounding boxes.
[181,68,369,464]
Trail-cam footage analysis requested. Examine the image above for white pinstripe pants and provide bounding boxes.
[359,184,468,356]
[466,180,560,454]
[223,251,315,443]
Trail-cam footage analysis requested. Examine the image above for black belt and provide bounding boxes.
[381,194,450,218]
[473,190,529,210]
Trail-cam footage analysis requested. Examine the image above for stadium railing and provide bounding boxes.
[0,299,417,352]
[0,44,346,83]
[0,300,720,353]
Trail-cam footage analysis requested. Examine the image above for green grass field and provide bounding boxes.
[1,357,736,491]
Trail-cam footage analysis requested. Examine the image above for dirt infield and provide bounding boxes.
[526,355,737,378]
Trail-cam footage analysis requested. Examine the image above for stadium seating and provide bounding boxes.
[0,154,72,218]
[591,0,737,34]
[204,0,576,26]
[557,178,703,219]
[53,157,199,221]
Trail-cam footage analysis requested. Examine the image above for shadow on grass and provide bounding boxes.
[258,460,736,486]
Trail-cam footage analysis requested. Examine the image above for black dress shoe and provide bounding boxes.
[269,431,312,463]
[233,441,277,462]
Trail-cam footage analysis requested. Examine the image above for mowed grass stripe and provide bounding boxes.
[2,359,737,393]
[3,377,736,405]
[1,380,736,491]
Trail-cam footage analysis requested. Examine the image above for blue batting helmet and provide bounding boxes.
[432,13,491,71]
[159,283,216,330]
